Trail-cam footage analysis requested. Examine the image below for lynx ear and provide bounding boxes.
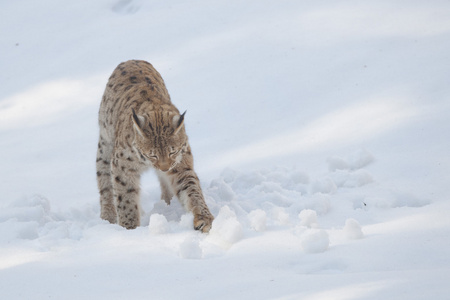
[131,108,146,137]
[173,111,186,134]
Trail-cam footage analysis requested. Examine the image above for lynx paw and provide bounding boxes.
[194,213,214,233]
[118,213,140,229]
[120,219,139,230]
[101,209,117,224]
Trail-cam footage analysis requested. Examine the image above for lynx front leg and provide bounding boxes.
[171,169,214,233]
[111,159,141,229]
[96,136,116,224]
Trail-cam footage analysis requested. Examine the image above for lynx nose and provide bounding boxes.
[158,160,171,172]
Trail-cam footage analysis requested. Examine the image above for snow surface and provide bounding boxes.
[1,0,450,299]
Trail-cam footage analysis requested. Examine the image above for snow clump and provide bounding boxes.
[344,218,364,239]
[248,209,267,231]
[327,149,375,171]
[299,229,330,253]
[179,235,203,259]
[148,214,170,234]
[298,209,318,228]
[209,206,243,247]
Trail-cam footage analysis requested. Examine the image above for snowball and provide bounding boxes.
[298,209,318,228]
[300,229,329,253]
[148,214,170,234]
[248,209,267,231]
[179,213,194,229]
[209,206,242,245]
[179,235,202,259]
[344,218,364,239]
[273,207,290,226]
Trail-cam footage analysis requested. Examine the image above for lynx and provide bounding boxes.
[96,60,214,232]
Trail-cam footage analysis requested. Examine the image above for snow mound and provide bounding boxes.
[310,177,337,194]
[271,207,291,226]
[0,195,56,243]
[327,149,375,171]
[150,199,185,222]
[344,218,364,240]
[179,213,195,229]
[299,209,318,228]
[248,209,267,231]
[1,194,53,225]
[179,235,203,259]
[330,169,374,188]
[208,206,243,247]
[149,214,170,234]
[299,229,330,254]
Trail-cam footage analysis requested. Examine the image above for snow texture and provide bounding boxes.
[1,0,450,299]
[148,213,170,234]
[299,229,330,254]
[344,218,364,240]
[179,235,203,259]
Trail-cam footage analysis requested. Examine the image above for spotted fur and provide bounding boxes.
[96,60,214,232]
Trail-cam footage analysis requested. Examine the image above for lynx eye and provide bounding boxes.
[144,153,158,160]
[169,147,180,157]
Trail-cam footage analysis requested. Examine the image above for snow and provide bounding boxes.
[299,229,330,254]
[148,213,170,235]
[1,0,450,299]
[208,206,243,247]
[343,218,364,240]
[248,209,267,232]
[298,209,318,228]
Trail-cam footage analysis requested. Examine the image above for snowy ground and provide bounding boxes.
[1,1,450,299]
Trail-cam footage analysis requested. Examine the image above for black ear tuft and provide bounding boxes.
[178,110,186,128]
[132,108,141,128]
[131,108,146,137]
[173,111,186,134]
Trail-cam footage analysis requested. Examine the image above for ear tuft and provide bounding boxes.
[131,108,145,137]
[173,111,186,134]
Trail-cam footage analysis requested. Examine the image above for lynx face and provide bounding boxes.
[131,108,187,172]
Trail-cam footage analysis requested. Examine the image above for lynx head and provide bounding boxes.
[131,108,187,172]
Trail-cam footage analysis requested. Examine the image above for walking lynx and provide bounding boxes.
[96,60,214,232]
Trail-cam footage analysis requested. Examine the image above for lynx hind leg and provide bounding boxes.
[96,136,117,224]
